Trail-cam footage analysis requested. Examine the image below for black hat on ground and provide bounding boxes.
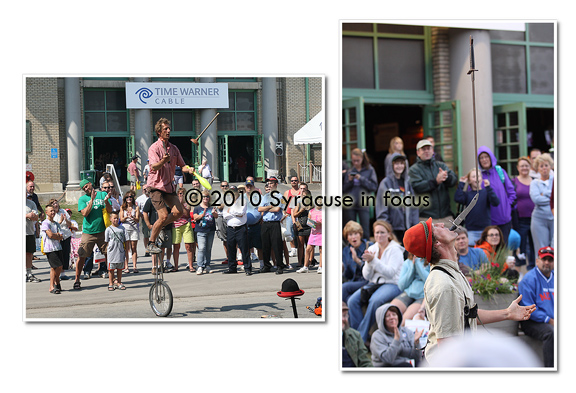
[277,278,305,298]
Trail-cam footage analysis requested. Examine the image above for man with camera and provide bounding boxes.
[409,139,457,226]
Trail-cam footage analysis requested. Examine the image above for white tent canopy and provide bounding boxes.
[294,110,324,145]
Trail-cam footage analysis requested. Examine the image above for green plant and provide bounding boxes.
[469,247,518,301]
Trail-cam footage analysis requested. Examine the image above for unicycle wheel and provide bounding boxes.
[149,281,173,317]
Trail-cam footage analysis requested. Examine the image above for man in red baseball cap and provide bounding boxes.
[518,246,555,367]
[403,219,536,364]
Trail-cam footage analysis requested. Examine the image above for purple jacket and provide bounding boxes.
[477,146,516,226]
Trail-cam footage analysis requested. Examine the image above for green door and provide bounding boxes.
[342,97,365,164]
[423,100,461,215]
[493,102,527,177]
[218,135,229,182]
[423,100,461,174]
[85,136,94,170]
[254,134,264,181]
[190,138,202,170]
[126,135,134,180]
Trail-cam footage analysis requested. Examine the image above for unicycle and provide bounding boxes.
[149,259,173,317]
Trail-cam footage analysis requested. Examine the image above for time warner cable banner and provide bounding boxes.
[125,82,229,109]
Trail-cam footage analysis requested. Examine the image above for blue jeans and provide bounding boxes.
[342,279,367,304]
[467,230,482,246]
[515,217,535,269]
[531,216,554,263]
[196,231,215,269]
[347,282,402,343]
[284,215,294,239]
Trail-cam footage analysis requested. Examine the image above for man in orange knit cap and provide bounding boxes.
[403,219,536,364]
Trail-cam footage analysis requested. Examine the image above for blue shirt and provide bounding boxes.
[260,192,284,222]
[519,267,554,323]
[245,193,262,226]
[458,247,488,271]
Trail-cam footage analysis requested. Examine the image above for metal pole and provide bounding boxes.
[467,35,480,192]
[290,297,298,318]
[449,36,481,231]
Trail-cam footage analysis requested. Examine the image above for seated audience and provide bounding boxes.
[455,228,488,275]
[342,302,373,368]
[390,253,429,322]
[519,246,555,367]
[370,303,423,367]
[342,220,372,303]
[346,220,404,344]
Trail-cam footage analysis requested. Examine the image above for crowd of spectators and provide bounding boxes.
[26,166,322,293]
[342,137,555,368]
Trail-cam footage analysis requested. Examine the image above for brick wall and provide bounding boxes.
[280,77,323,182]
[26,77,64,189]
[431,27,455,170]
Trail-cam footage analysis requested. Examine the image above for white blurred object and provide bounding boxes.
[427,331,542,368]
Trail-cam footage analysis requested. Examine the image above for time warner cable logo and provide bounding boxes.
[135,87,153,104]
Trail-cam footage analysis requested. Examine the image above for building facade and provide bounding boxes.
[342,22,555,181]
[25,76,323,192]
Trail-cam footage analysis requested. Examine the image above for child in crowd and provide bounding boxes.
[105,211,127,291]
[454,168,500,246]
[298,199,323,273]
[41,205,64,294]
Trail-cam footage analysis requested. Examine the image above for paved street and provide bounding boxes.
[26,240,323,319]
[26,182,324,320]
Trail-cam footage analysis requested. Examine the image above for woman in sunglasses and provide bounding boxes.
[120,190,141,273]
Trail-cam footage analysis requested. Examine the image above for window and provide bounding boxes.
[218,91,256,131]
[151,109,195,133]
[491,23,554,95]
[342,23,429,91]
[83,89,128,133]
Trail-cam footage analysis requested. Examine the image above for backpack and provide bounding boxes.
[307,297,322,316]
[494,165,506,184]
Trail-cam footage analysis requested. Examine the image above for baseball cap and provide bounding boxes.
[245,179,255,186]
[538,246,554,259]
[416,139,433,150]
[79,179,90,189]
[266,176,279,183]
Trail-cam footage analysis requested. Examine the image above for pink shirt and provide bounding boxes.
[128,161,139,177]
[146,139,186,193]
[309,208,322,236]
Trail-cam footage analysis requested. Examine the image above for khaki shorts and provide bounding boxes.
[78,232,107,258]
[149,189,181,215]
